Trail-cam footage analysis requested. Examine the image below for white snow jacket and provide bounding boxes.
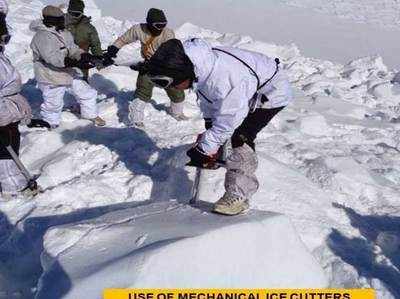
[30,20,83,86]
[0,0,8,15]
[0,52,31,126]
[183,38,293,154]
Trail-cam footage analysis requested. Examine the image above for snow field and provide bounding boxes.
[283,0,400,29]
[0,0,399,298]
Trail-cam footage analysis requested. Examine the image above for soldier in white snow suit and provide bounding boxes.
[140,38,293,215]
[30,5,106,128]
[0,12,48,198]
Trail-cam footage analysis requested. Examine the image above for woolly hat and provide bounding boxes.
[146,8,167,24]
[42,5,64,17]
[145,39,195,86]
[68,0,85,12]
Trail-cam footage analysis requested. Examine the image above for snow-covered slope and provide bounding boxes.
[283,0,400,29]
[92,0,400,68]
[0,0,399,299]
[36,202,327,298]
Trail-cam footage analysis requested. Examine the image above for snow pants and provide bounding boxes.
[39,79,98,126]
[134,74,185,104]
[0,160,27,195]
[225,107,285,200]
[0,122,27,195]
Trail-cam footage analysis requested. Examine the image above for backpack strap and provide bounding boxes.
[212,48,280,91]
[212,47,260,89]
[258,58,280,90]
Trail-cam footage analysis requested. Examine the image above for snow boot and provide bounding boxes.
[212,192,250,216]
[167,102,188,121]
[128,99,146,127]
[1,185,41,201]
[90,116,106,127]
[20,185,42,198]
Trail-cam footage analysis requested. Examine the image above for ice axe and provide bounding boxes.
[189,142,228,205]
[5,145,39,192]
[189,166,202,205]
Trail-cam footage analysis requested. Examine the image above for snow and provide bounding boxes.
[0,0,399,298]
[92,0,400,68]
[282,0,400,29]
[35,201,327,298]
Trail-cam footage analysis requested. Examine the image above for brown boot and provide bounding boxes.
[91,116,106,127]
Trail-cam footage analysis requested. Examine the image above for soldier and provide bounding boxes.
[66,0,102,82]
[30,5,106,128]
[141,39,293,215]
[0,12,49,198]
[103,8,187,127]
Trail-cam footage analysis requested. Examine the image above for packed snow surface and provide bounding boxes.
[0,0,400,299]
[35,201,327,298]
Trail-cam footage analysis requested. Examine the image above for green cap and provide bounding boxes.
[68,0,85,13]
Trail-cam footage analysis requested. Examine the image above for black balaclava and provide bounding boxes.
[0,13,10,51]
[43,16,66,31]
[146,8,167,36]
[42,6,66,32]
[145,39,196,87]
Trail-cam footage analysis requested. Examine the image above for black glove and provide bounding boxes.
[0,126,12,147]
[64,56,78,68]
[81,53,104,66]
[80,53,94,63]
[129,62,144,71]
[102,56,114,67]
[64,57,95,70]
[186,145,216,168]
[101,45,120,68]
[27,119,51,129]
[204,118,212,130]
[129,61,150,76]
[104,45,119,59]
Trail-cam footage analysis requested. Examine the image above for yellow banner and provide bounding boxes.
[104,289,375,299]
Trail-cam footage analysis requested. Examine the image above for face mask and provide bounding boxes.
[43,16,66,32]
[0,33,10,45]
[148,23,165,36]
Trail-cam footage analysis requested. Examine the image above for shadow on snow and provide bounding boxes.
[329,203,400,297]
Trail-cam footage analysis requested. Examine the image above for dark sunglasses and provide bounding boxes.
[68,10,83,19]
[1,34,10,44]
[148,75,174,89]
[151,22,167,30]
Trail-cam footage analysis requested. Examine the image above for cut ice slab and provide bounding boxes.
[37,201,327,298]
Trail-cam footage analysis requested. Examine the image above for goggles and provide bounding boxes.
[68,10,83,19]
[151,22,167,30]
[148,75,174,89]
[0,33,10,44]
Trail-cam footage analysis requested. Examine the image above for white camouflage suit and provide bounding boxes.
[0,0,8,15]
[0,50,32,195]
[183,39,293,200]
[30,20,98,126]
